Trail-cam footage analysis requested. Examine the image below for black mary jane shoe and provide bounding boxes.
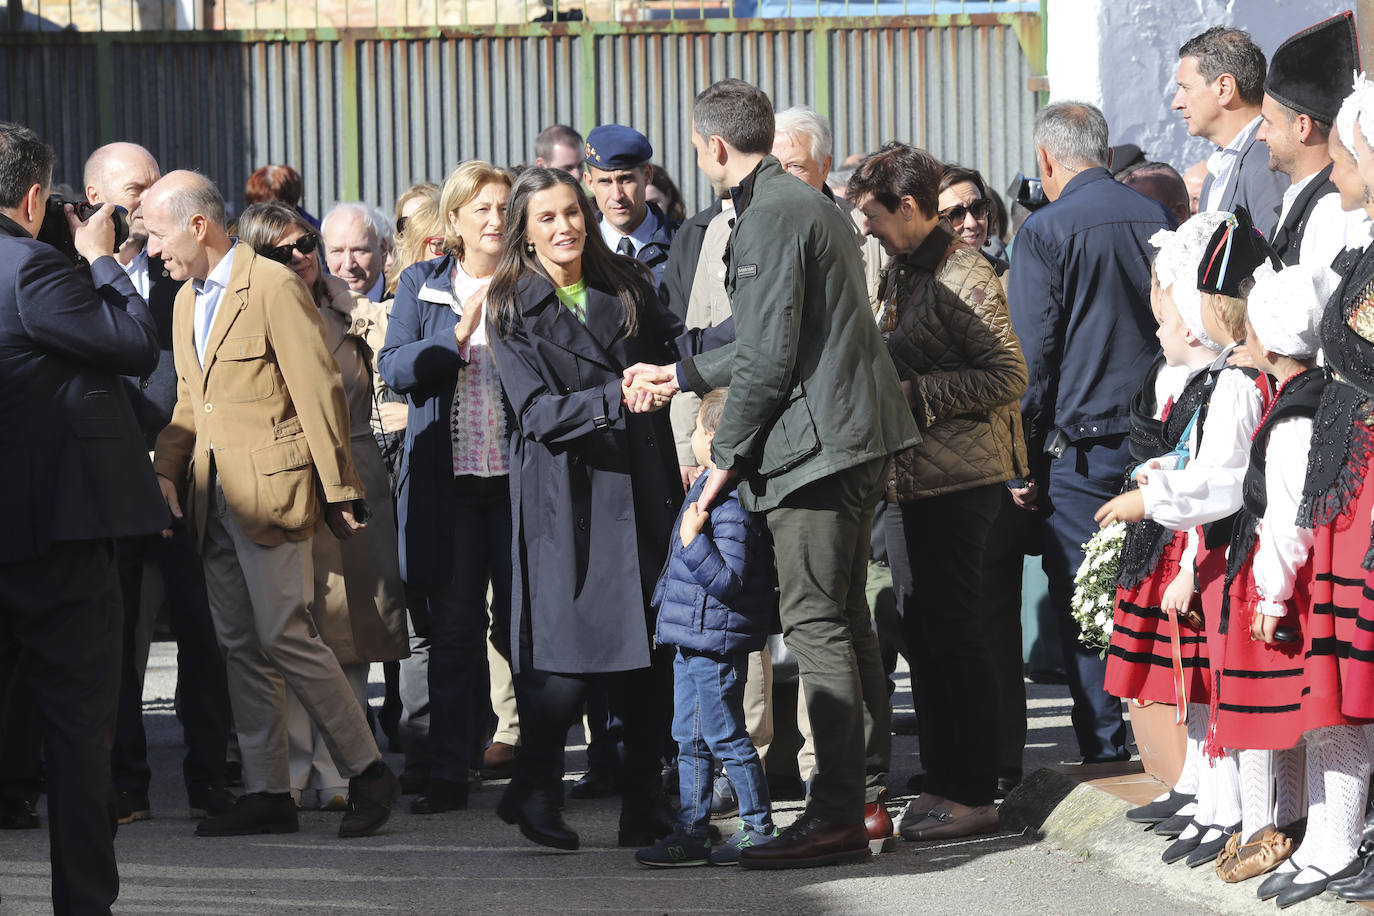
[1151,811,1192,838]
[1328,856,1374,900]
[1126,791,1195,825]
[1257,866,1299,901]
[1184,823,1240,868]
[497,783,579,851]
[1275,859,1363,908]
[1161,823,1203,864]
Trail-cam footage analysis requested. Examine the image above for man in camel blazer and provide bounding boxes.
[146,170,398,839]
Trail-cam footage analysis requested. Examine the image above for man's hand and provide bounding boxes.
[70,202,116,264]
[679,501,709,546]
[157,474,182,539]
[1094,490,1146,528]
[454,284,488,348]
[326,502,367,540]
[622,374,674,413]
[697,466,741,511]
[378,401,408,433]
[680,465,705,492]
[1010,478,1039,511]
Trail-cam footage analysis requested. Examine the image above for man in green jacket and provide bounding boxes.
[625,79,919,868]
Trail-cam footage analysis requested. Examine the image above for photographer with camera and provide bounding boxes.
[0,121,167,915]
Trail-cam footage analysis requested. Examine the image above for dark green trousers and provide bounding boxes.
[766,456,891,824]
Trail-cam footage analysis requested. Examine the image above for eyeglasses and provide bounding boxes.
[263,232,320,265]
[939,198,991,224]
[424,236,445,256]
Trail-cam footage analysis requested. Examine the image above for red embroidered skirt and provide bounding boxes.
[1328,470,1374,720]
[1104,530,1210,705]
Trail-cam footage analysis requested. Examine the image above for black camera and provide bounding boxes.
[36,196,130,266]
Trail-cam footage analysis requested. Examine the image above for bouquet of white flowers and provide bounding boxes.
[1071,521,1127,658]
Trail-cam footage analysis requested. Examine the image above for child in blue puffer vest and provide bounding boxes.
[635,388,779,869]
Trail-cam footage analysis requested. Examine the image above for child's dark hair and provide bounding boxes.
[698,388,728,434]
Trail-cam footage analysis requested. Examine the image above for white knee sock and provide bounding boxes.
[1274,743,1306,829]
[1172,703,1208,796]
[1239,748,1274,842]
[1291,726,1370,884]
[1197,751,1241,843]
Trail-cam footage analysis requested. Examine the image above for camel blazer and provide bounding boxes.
[153,244,363,548]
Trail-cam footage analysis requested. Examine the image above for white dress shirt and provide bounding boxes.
[1203,116,1263,213]
[121,248,151,301]
[193,242,237,366]
[1275,171,1320,233]
[1252,415,1316,617]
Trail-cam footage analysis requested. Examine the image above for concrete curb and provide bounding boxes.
[1001,768,1356,914]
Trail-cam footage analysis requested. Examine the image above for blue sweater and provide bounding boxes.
[652,470,777,655]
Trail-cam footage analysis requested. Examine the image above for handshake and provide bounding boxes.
[621,362,680,413]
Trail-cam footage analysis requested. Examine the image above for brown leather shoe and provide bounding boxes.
[903,803,999,841]
[865,791,895,854]
[739,815,870,869]
[481,742,518,780]
[1216,825,1293,883]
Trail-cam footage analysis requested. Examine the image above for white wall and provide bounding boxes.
[1046,0,1348,174]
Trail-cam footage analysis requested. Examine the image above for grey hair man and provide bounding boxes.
[321,202,390,299]
[1007,100,1173,769]
[1172,26,1286,236]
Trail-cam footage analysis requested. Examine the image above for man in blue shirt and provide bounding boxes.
[1008,101,1173,764]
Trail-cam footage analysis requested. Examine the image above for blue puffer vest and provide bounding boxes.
[651,470,778,655]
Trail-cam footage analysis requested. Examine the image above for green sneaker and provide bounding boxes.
[634,829,711,868]
[708,822,778,866]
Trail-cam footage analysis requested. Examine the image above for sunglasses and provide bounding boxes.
[396,216,409,235]
[263,232,320,265]
[939,198,991,224]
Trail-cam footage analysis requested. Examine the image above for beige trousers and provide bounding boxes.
[743,642,815,780]
[202,480,379,794]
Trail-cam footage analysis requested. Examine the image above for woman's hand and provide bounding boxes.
[454,283,489,349]
[1251,610,1279,643]
[1228,344,1256,370]
[1094,490,1146,528]
[378,401,409,433]
[1010,478,1039,510]
[1161,570,1194,616]
[1133,458,1162,486]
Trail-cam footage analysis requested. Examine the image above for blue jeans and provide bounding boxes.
[673,647,773,837]
[1042,435,1129,761]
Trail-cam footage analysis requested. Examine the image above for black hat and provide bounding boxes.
[1264,11,1360,124]
[1197,206,1281,298]
[583,125,653,171]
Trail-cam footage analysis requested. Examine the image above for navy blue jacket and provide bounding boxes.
[652,470,776,655]
[0,215,168,562]
[121,256,184,448]
[1008,167,1173,460]
[598,202,679,289]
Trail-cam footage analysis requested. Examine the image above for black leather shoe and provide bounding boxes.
[1276,859,1363,908]
[196,792,298,837]
[411,778,468,814]
[1257,867,1299,901]
[224,762,244,788]
[618,797,676,848]
[187,784,236,819]
[1360,808,1374,857]
[1184,823,1239,867]
[570,769,619,800]
[339,761,400,838]
[1152,812,1192,838]
[1161,825,1203,864]
[1328,857,1374,899]
[497,783,578,851]
[0,797,40,830]
[398,769,429,795]
[115,790,151,825]
[1126,791,1195,824]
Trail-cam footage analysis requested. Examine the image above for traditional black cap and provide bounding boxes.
[1197,206,1282,298]
[1264,11,1360,124]
[583,125,653,171]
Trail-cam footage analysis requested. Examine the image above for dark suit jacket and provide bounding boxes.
[0,214,168,563]
[659,201,721,320]
[121,255,185,448]
[1199,124,1287,239]
[487,274,684,674]
[1272,163,1336,266]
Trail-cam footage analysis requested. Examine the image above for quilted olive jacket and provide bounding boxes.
[879,224,1029,502]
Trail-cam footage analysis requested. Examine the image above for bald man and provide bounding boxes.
[147,170,398,839]
[1183,160,1209,215]
[84,143,234,827]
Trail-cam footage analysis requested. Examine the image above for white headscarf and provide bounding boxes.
[1246,262,1331,360]
[1150,211,1230,351]
[1337,71,1374,160]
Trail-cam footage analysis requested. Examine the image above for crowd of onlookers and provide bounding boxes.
[5,9,1373,913]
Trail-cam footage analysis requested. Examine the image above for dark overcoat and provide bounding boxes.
[488,273,683,674]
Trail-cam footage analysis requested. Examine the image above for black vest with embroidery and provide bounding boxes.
[1223,369,1327,631]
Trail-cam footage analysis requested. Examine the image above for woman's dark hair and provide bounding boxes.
[848,142,942,218]
[648,164,687,222]
[244,164,304,207]
[489,167,651,338]
[238,201,325,304]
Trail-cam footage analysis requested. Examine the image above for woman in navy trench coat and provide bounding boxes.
[486,168,683,852]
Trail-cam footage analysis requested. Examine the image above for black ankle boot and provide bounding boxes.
[497,783,578,851]
[411,777,468,814]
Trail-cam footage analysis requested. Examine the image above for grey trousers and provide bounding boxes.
[201,480,379,794]
[766,456,891,824]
